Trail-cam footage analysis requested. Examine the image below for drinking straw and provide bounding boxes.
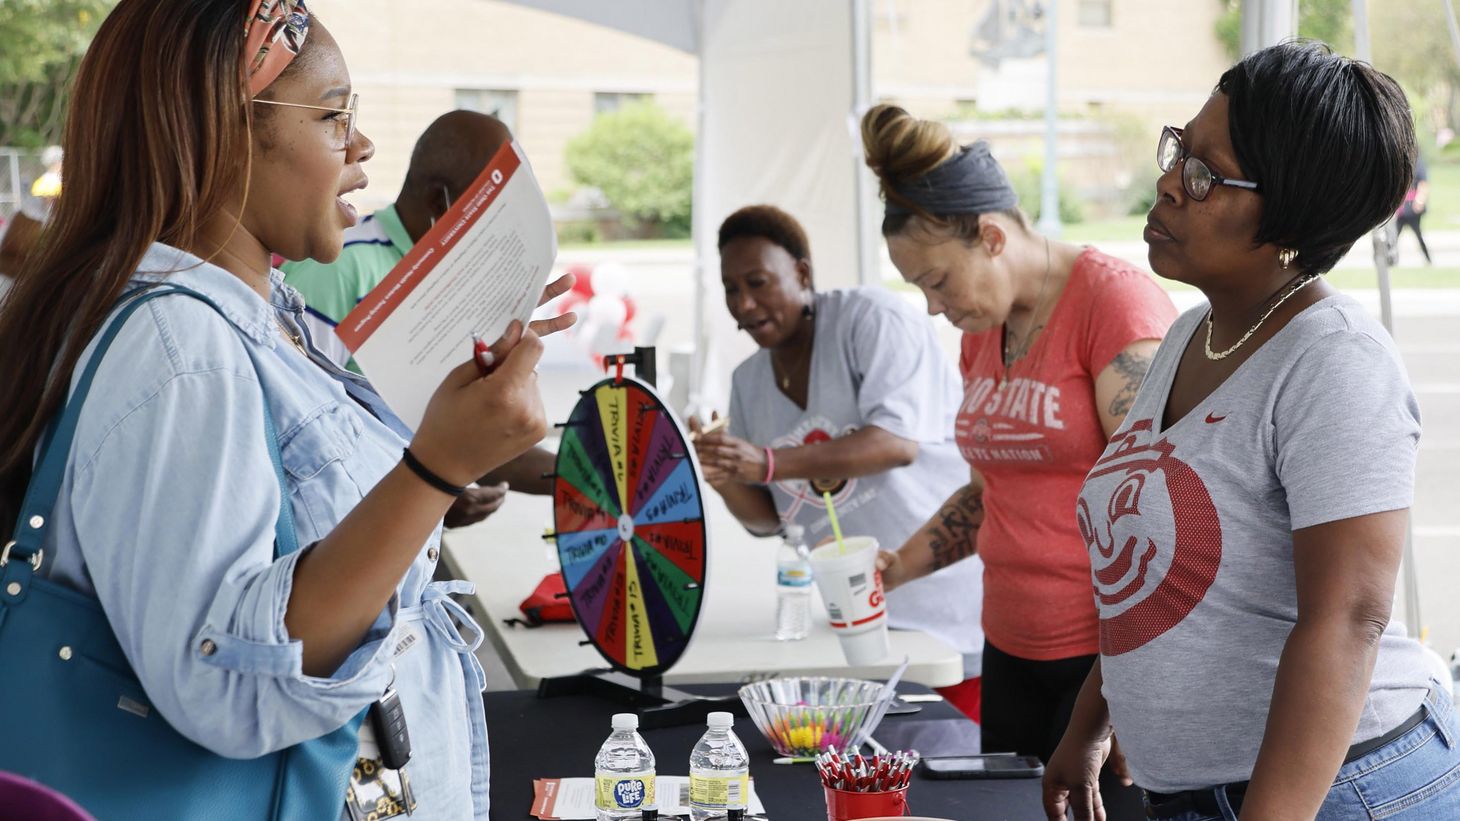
[854,655,911,750]
[822,491,846,554]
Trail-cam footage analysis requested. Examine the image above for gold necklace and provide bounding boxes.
[1000,237,1053,389]
[276,316,306,355]
[1203,273,1319,361]
[772,312,814,391]
[772,346,808,391]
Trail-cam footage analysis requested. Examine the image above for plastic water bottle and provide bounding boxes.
[774,524,812,641]
[594,713,656,821]
[688,711,749,821]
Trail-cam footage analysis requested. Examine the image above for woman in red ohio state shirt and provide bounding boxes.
[861,105,1175,799]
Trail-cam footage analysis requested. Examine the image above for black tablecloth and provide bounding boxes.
[485,683,1048,820]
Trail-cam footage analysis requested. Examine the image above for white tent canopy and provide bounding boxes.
[497,0,700,53]
[501,0,1313,412]
[501,0,1428,640]
[502,0,875,413]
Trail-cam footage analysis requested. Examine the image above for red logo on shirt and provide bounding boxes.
[1204,412,1226,424]
[771,419,860,522]
[1077,420,1222,655]
[801,428,849,496]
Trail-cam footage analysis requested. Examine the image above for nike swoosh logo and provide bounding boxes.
[1205,413,1227,424]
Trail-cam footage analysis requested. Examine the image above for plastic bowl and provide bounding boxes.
[738,677,889,757]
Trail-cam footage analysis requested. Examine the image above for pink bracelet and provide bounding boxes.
[763,446,776,484]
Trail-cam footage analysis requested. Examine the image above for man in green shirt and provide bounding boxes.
[284,110,557,527]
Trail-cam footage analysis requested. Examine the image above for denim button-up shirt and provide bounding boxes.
[43,243,490,818]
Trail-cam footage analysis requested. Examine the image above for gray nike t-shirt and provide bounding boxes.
[730,287,984,660]
[1078,294,1431,791]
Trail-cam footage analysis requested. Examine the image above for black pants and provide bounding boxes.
[980,640,1146,820]
[1394,211,1432,264]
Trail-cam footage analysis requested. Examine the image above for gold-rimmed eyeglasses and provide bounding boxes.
[253,92,359,149]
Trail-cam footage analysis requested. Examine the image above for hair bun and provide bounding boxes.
[860,104,958,197]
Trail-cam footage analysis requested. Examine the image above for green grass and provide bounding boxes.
[557,237,692,252]
[1151,268,1460,293]
[1049,159,1460,243]
[1146,268,1460,293]
[1423,160,1460,231]
[886,266,1460,294]
[1061,215,1148,244]
[1326,266,1460,289]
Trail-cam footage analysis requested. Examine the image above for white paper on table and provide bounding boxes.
[530,776,766,820]
[337,139,557,430]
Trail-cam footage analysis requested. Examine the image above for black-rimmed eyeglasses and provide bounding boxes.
[1157,125,1260,201]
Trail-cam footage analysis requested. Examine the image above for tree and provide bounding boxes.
[1214,0,1354,60]
[1371,1,1460,134]
[565,101,694,237]
[0,0,114,147]
[1211,0,1459,134]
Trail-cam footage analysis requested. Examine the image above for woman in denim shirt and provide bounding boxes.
[0,2,571,818]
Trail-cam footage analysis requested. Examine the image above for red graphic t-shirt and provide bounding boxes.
[957,248,1175,661]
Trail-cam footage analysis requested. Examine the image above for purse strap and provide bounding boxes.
[3,284,299,573]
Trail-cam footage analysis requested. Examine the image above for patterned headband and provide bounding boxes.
[243,0,311,98]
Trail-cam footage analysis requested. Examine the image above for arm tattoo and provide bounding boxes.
[927,484,986,571]
[1106,349,1155,418]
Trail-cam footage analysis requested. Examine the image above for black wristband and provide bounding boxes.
[401,448,467,497]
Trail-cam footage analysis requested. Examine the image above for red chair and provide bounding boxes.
[0,771,96,821]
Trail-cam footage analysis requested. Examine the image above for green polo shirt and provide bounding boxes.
[281,204,415,371]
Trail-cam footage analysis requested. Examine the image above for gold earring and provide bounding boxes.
[1278,248,1298,269]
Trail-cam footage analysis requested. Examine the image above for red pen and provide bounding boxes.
[471,332,496,376]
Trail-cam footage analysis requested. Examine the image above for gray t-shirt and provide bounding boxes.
[1080,294,1430,791]
[730,287,984,659]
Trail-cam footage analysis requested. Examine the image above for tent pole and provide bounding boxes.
[1353,1,1397,335]
[1240,0,1297,55]
[1036,0,1061,238]
[1447,0,1460,67]
[689,0,709,415]
[852,0,876,286]
[1354,0,1422,640]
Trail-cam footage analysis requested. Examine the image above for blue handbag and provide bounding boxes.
[0,285,363,820]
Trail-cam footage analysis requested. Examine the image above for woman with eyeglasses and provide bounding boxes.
[0,1,571,817]
[1043,42,1458,821]
[858,104,1175,809]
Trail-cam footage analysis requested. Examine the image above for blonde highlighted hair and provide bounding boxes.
[860,103,1024,242]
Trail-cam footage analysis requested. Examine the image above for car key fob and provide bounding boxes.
[370,686,412,771]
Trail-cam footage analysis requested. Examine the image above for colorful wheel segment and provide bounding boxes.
[553,376,707,677]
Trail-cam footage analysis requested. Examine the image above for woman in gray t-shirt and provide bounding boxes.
[1044,42,1459,821]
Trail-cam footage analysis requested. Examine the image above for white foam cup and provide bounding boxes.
[809,536,891,665]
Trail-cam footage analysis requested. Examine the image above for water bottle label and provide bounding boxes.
[777,567,812,587]
[595,771,654,810]
[688,772,749,809]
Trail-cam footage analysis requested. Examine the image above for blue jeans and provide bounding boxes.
[1159,686,1460,821]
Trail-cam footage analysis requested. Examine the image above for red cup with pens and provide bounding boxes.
[817,749,917,820]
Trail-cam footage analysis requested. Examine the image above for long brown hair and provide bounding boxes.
[0,0,254,526]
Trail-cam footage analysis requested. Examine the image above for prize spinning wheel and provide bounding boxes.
[551,366,707,678]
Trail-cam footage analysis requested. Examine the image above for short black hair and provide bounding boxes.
[1218,41,1415,275]
[718,205,811,263]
